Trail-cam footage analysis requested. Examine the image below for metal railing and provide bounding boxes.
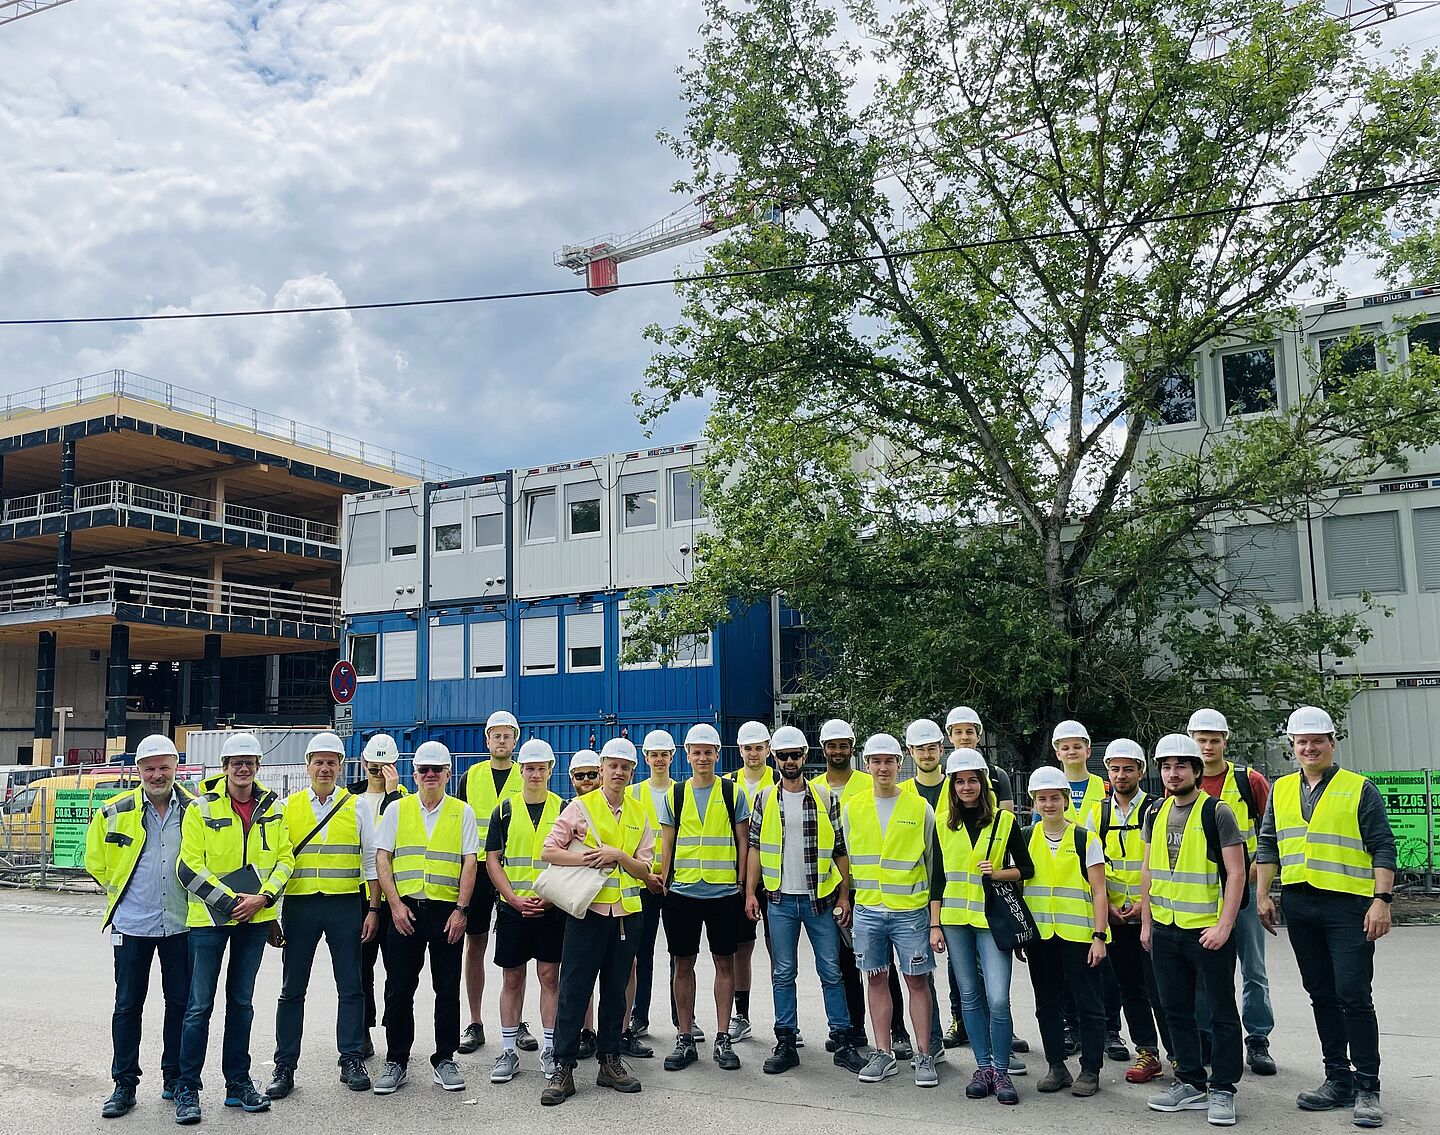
[0,565,341,629]
[0,370,465,481]
[0,478,340,545]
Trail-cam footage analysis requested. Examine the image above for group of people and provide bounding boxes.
[85,703,1397,1129]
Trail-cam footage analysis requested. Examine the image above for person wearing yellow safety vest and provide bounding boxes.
[373,740,480,1096]
[350,732,408,1059]
[659,722,752,1074]
[843,732,939,1089]
[565,749,604,1058]
[725,719,775,1043]
[1187,707,1278,1078]
[266,731,380,1101]
[1256,706,1396,1130]
[486,738,565,1085]
[539,737,655,1106]
[1093,738,1172,1085]
[1050,720,1108,828]
[173,732,295,1125]
[627,730,674,1047]
[928,748,1033,1106]
[1140,734,1246,1128]
[86,734,196,1119]
[460,709,526,1056]
[1022,765,1108,1099]
[743,725,868,1076]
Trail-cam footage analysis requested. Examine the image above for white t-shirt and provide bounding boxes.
[1044,825,1105,869]
[777,787,811,895]
[375,793,481,856]
[363,789,386,823]
[289,787,379,881]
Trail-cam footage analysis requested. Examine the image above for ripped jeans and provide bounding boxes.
[852,905,934,976]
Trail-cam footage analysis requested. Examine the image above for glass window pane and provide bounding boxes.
[569,498,601,536]
[349,634,377,678]
[620,474,657,529]
[670,469,708,523]
[1149,364,1197,425]
[1221,348,1278,416]
[1318,333,1377,394]
[473,512,504,548]
[1408,321,1440,357]
[569,645,602,670]
[524,490,556,543]
[433,523,461,552]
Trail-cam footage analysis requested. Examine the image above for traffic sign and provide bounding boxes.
[330,660,358,704]
[333,703,354,738]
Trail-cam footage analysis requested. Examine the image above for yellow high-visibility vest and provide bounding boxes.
[810,770,873,806]
[1064,773,1107,829]
[1024,822,1108,944]
[1209,763,1259,856]
[845,791,929,912]
[576,790,647,913]
[1273,768,1374,898]
[1147,797,1223,929]
[463,761,524,845]
[728,766,776,810]
[177,776,293,927]
[630,780,669,876]
[669,779,739,887]
[85,785,197,928]
[935,808,1015,928]
[500,793,562,897]
[283,789,363,897]
[1100,792,1151,908]
[391,794,466,902]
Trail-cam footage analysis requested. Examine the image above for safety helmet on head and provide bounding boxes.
[1027,766,1070,795]
[684,723,721,749]
[221,732,264,761]
[944,706,984,734]
[861,732,903,759]
[819,719,855,744]
[361,733,399,765]
[1154,733,1203,766]
[1103,738,1147,772]
[1287,705,1336,737]
[1187,708,1231,736]
[517,738,556,765]
[569,749,602,772]
[945,748,988,776]
[1052,720,1090,745]
[413,740,452,768]
[485,710,519,734]
[905,718,944,747]
[736,720,771,747]
[600,737,639,764]
[304,731,346,758]
[770,725,808,753]
[136,734,179,764]
[641,729,675,754]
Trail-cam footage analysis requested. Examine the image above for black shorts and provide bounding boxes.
[492,907,566,969]
[736,893,766,945]
[465,878,497,936]
[662,891,743,958]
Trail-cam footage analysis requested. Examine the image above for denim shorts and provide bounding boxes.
[852,904,934,976]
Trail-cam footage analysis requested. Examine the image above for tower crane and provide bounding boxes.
[556,0,1440,295]
[0,0,77,27]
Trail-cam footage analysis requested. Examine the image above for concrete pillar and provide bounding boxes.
[105,624,130,759]
[202,633,221,730]
[33,631,56,765]
[211,555,225,614]
[56,438,76,602]
[266,653,281,715]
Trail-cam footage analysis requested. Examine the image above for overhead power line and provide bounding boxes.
[2,173,1437,328]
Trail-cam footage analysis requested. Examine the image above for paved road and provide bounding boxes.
[1,890,1435,1133]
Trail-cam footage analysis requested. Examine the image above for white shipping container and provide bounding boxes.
[184,728,326,768]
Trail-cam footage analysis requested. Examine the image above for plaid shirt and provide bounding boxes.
[749,782,847,915]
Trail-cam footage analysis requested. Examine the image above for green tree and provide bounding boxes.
[632,0,1440,766]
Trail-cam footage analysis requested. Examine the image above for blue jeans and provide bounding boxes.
[767,894,852,1041]
[852,906,933,975]
[178,923,269,1092]
[1234,884,1274,1039]
[941,924,1013,1070]
[111,933,191,1089]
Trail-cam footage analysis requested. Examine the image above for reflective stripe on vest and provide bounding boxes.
[283,790,363,896]
[1147,797,1222,929]
[502,793,562,896]
[670,780,739,886]
[392,794,466,902]
[577,791,646,913]
[1102,792,1148,907]
[935,808,1014,927]
[1025,823,1107,944]
[464,761,524,844]
[845,791,929,911]
[1273,769,1374,898]
[756,784,840,898]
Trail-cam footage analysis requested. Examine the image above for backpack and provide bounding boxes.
[667,778,738,886]
[1097,794,1160,849]
[1198,795,1252,910]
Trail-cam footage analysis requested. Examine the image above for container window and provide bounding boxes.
[381,629,417,681]
[566,483,602,539]
[473,512,504,549]
[670,469,708,524]
[1224,523,1301,604]
[386,507,418,559]
[566,610,604,672]
[433,523,462,553]
[430,624,464,681]
[1323,512,1405,598]
[469,621,506,677]
[1221,347,1278,416]
[349,634,378,680]
[524,490,557,544]
[348,512,382,566]
[520,614,558,674]
[620,473,657,530]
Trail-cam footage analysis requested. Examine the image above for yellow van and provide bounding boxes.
[0,772,136,859]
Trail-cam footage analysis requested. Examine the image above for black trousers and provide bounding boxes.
[837,925,867,1043]
[1151,922,1242,1093]
[631,890,663,1029]
[1028,935,1105,1073]
[1282,885,1381,1091]
[111,932,191,1089]
[382,898,462,1069]
[361,902,391,1030]
[554,911,640,1067]
[1108,922,1167,1053]
[274,893,365,1069]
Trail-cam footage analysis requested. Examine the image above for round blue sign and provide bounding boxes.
[330,660,358,704]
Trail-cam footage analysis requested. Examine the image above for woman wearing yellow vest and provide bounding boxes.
[1256,707,1396,1130]
[1022,765,1108,1097]
[1140,734,1246,1128]
[929,749,1033,1105]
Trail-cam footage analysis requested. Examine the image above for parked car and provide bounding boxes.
[0,772,137,857]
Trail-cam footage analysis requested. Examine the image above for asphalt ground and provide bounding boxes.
[1,889,1435,1134]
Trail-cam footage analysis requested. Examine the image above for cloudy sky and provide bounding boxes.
[0,1,1435,478]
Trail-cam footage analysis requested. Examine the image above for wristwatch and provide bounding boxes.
[1092,932,1107,941]
[455,904,470,915]
[1374,892,1393,904]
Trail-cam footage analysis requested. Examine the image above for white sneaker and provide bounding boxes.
[914,1053,939,1088]
[490,1051,520,1084]
[729,1015,753,1041]
[858,1050,899,1083]
[540,1047,557,1078]
[432,1061,465,1092]
[1149,1080,1209,1112]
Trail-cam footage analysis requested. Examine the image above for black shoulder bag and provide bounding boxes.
[981,815,1038,953]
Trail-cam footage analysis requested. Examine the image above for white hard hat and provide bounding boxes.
[600,737,639,764]
[642,729,676,753]
[862,732,903,758]
[945,748,988,776]
[684,723,722,749]
[305,731,346,757]
[413,740,452,767]
[1187,708,1231,736]
[1287,705,1336,736]
[135,734,179,763]
[905,718,944,746]
[1103,738,1147,771]
[361,733,399,764]
[770,725,808,752]
[1027,766,1070,794]
[485,710,519,734]
[736,720,771,746]
[517,738,556,765]
[944,706,983,734]
[569,749,602,771]
[819,719,855,743]
[1052,720,1090,745]
[1154,733,1202,762]
[221,732,264,761]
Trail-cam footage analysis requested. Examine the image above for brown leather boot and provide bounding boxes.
[539,1064,576,1106]
[596,1054,642,1093]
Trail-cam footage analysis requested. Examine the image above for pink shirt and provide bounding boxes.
[544,792,655,917]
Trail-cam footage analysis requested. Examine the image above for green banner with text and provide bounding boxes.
[1361,770,1438,874]
[51,786,127,868]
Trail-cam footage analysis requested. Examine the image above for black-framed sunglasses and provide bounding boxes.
[571,770,600,781]
[415,767,448,776]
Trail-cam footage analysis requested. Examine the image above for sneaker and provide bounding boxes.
[714,1032,741,1070]
[1298,1078,1358,1111]
[458,1022,485,1054]
[914,1052,939,1088]
[1072,1071,1100,1097]
[161,1081,178,1102]
[730,1014,753,1041]
[223,1081,270,1112]
[833,1042,869,1074]
[1353,1089,1385,1129]
[690,1024,706,1042]
[1008,1056,1028,1076]
[621,1029,654,1058]
[891,1033,914,1062]
[339,1057,371,1092]
[1126,1049,1164,1083]
[264,1066,294,1100]
[432,1060,465,1091]
[372,1061,407,1095]
[794,1029,805,1048]
[965,1067,992,1099]
[1106,1032,1131,1062]
[1148,1080,1210,1112]
[1246,1036,1276,1076]
[994,1069,1019,1105]
[631,1019,651,1039]
[1063,1027,1080,1056]
[1208,1088,1237,1127]
[596,1054,642,1093]
[763,1033,800,1074]
[663,1034,698,1071]
[102,1085,136,1118]
[1011,1034,1030,1054]
[944,1019,967,1049]
[491,1051,520,1084]
[1037,1062,1073,1092]
[173,1087,201,1126]
[540,1064,575,1106]
[577,1028,598,1060]
[517,1021,539,1052]
[541,1048,557,1079]
[858,1050,899,1083]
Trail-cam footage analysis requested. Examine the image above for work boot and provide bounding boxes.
[620,1029,654,1058]
[596,1054,641,1093]
[339,1057,371,1092]
[832,1039,868,1074]
[458,1022,485,1054]
[944,1018,967,1048]
[763,1030,800,1074]
[891,1032,914,1062]
[1246,1036,1277,1076]
[965,1067,992,1099]
[539,1064,575,1106]
[663,1034,698,1071]
[101,1086,136,1118]
[1353,1089,1385,1129]
[713,1032,741,1070]
[517,1021,539,1052]
[223,1081,271,1112]
[1037,1062,1073,1093]
[577,1028,598,1060]
[993,1069,1019,1105]
[173,1088,201,1126]
[1072,1071,1100,1097]
[1126,1049,1164,1083]
[1106,1032,1130,1062]
[264,1066,295,1100]
[1298,1078,1357,1111]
